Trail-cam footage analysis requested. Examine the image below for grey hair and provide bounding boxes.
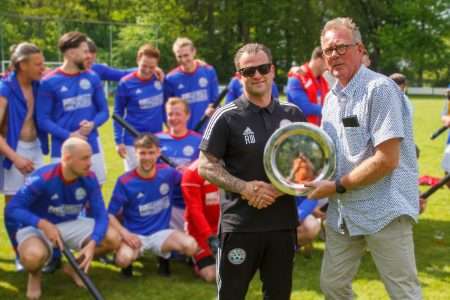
[320,17,362,44]
[234,43,272,70]
[10,42,41,71]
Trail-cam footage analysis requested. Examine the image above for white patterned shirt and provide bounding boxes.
[321,65,419,236]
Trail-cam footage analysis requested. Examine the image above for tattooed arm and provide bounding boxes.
[198,151,280,209]
[198,151,247,194]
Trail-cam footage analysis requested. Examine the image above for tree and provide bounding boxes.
[1,0,448,85]
[113,0,200,70]
[377,0,449,85]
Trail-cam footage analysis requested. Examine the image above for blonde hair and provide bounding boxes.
[166,97,190,114]
[321,17,362,44]
[172,37,194,53]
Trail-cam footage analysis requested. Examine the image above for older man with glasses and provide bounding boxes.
[306,17,422,299]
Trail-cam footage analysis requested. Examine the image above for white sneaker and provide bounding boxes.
[15,258,24,272]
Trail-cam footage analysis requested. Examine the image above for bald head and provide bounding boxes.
[61,137,93,178]
[61,137,91,155]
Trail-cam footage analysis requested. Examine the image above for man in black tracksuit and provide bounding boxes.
[199,43,306,300]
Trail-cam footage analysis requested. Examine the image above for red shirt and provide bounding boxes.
[182,160,220,243]
[288,63,329,125]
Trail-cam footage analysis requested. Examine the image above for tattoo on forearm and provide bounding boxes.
[199,152,246,194]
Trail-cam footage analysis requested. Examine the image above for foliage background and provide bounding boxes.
[0,0,449,86]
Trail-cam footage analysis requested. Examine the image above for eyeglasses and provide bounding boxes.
[323,43,357,57]
[238,63,272,77]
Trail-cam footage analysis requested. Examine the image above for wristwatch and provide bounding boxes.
[335,178,347,194]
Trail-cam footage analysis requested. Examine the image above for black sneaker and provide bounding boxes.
[121,265,133,278]
[185,256,194,267]
[157,257,171,277]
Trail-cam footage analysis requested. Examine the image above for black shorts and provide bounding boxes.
[196,255,215,270]
[217,230,296,300]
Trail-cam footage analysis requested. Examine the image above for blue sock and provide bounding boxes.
[52,248,62,260]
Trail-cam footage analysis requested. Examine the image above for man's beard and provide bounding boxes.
[139,161,155,174]
[71,166,89,178]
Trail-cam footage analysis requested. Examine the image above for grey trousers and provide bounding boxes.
[320,215,422,300]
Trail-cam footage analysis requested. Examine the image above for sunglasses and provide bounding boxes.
[238,63,272,78]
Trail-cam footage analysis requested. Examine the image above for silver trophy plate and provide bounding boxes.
[263,122,336,196]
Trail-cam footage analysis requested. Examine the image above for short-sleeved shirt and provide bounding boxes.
[321,65,419,236]
[200,96,306,232]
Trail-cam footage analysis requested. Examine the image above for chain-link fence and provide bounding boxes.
[0,13,158,73]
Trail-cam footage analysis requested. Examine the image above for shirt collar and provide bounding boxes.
[239,95,277,114]
[331,65,367,99]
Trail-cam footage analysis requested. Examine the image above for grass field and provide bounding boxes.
[0,96,449,300]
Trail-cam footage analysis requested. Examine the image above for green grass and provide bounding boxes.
[1,96,449,299]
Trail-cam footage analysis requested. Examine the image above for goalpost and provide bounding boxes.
[1,60,62,73]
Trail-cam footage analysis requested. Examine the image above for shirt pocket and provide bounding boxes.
[343,126,367,156]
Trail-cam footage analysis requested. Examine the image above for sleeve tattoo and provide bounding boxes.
[198,151,246,194]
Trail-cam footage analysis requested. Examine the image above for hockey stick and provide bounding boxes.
[420,173,450,199]
[62,242,104,300]
[112,113,178,168]
[193,87,228,132]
